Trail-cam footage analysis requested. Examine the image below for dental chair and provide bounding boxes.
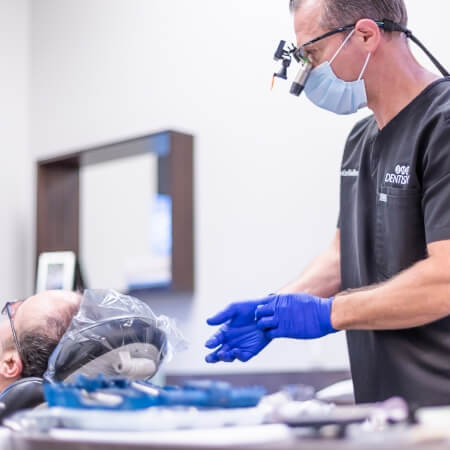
[0,314,168,422]
[0,378,45,420]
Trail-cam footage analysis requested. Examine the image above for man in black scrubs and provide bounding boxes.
[205,0,450,407]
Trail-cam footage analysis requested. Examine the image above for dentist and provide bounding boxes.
[206,0,450,407]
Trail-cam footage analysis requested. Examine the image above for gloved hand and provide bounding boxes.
[206,298,272,329]
[205,323,271,363]
[255,293,337,340]
[205,297,274,363]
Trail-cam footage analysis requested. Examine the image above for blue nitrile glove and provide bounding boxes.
[205,323,271,363]
[255,293,337,340]
[206,298,273,329]
[205,297,275,363]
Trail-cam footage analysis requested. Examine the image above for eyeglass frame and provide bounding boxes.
[293,21,385,63]
[1,300,25,361]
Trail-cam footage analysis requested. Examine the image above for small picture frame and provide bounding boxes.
[36,251,76,293]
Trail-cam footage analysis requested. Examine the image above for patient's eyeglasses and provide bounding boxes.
[1,300,25,361]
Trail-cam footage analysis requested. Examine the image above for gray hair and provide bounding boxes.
[289,0,408,29]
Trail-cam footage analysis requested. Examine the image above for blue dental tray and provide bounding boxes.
[44,375,266,410]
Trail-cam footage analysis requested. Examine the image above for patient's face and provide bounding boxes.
[0,320,14,353]
[0,300,26,355]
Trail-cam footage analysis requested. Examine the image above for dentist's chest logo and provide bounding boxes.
[384,164,410,186]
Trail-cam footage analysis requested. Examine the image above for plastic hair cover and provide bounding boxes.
[44,289,188,383]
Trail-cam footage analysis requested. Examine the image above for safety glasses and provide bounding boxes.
[1,300,25,361]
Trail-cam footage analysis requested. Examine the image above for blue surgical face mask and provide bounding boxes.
[304,30,371,115]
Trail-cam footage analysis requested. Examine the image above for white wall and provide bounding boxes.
[30,0,450,375]
[0,0,33,300]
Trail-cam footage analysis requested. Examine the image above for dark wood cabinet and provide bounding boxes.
[36,130,194,292]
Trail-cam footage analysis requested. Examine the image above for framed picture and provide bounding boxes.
[36,251,76,293]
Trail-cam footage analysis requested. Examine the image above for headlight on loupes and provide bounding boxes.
[272,40,312,97]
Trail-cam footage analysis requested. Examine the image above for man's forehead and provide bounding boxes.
[293,0,326,47]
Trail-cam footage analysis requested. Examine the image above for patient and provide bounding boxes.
[0,290,81,393]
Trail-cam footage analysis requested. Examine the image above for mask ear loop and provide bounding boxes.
[358,53,371,80]
[329,29,355,65]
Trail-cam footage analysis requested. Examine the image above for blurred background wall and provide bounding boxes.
[1,0,449,375]
[0,0,33,300]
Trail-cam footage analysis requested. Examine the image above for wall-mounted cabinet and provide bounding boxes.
[36,130,194,293]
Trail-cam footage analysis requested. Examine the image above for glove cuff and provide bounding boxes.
[320,297,338,335]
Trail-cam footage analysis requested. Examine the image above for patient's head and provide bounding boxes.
[0,290,81,391]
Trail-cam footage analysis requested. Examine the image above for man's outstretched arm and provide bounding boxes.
[331,239,450,330]
[278,228,341,298]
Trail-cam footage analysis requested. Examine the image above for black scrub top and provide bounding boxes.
[339,78,450,406]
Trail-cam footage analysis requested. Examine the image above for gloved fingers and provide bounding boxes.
[231,349,249,362]
[205,343,233,363]
[205,327,227,349]
[254,302,276,320]
[218,352,235,363]
[226,300,263,327]
[232,348,256,363]
[206,303,237,326]
[207,298,275,327]
[256,316,278,330]
[225,325,269,348]
[206,324,261,349]
[217,346,236,362]
[205,348,221,363]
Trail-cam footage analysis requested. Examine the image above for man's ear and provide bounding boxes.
[0,350,23,380]
[354,19,381,54]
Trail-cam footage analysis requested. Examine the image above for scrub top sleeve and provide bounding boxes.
[422,114,450,244]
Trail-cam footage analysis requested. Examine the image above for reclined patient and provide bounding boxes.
[0,290,81,393]
[0,288,186,422]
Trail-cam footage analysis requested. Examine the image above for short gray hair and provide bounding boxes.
[289,0,408,29]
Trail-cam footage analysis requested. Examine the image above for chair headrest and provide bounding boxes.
[46,316,167,382]
[0,377,44,422]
